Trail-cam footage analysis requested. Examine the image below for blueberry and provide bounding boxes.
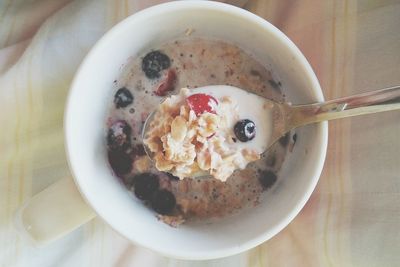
[108,150,132,176]
[151,189,176,215]
[142,51,170,79]
[114,87,133,108]
[133,173,159,200]
[233,119,256,142]
[107,121,131,151]
[259,170,277,189]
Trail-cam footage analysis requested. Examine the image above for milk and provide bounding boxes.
[191,85,274,154]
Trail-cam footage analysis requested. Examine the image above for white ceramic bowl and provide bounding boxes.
[65,1,328,260]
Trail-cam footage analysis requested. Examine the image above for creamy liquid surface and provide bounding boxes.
[190,85,274,154]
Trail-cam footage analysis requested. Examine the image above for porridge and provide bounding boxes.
[105,37,295,226]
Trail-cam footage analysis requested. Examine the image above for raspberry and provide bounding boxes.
[186,93,218,116]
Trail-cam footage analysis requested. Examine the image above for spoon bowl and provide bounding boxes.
[143,84,400,179]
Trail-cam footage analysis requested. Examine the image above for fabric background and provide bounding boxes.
[0,0,399,266]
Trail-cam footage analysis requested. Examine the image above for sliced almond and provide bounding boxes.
[154,152,174,171]
[242,148,260,161]
[171,116,187,142]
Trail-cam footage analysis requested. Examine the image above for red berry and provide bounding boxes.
[186,94,218,116]
[155,69,176,96]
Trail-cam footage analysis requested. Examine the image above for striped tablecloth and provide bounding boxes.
[1,0,399,266]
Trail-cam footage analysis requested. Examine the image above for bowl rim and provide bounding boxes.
[64,0,328,260]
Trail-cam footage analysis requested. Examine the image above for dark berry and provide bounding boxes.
[107,121,131,151]
[108,150,132,176]
[234,119,256,142]
[133,173,159,200]
[259,170,277,189]
[279,133,290,146]
[132,144,146,157]
[142,51,170,79]
[164,172,179,180]
[114,87,134,108]
[151,189,176,215]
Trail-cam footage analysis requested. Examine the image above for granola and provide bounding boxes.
[144,88,260,181]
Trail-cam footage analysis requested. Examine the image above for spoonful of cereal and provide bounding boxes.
[143,85,400,181]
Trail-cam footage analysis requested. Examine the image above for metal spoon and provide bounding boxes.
[142,85,400,178]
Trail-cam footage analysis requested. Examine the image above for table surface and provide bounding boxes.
[0,0,399,266]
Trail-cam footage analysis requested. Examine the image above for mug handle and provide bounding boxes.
[14,177,96,246]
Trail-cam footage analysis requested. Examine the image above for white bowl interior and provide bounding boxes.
[65,1,327,260]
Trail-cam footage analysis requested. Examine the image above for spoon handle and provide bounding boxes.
[287,85,400,128]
